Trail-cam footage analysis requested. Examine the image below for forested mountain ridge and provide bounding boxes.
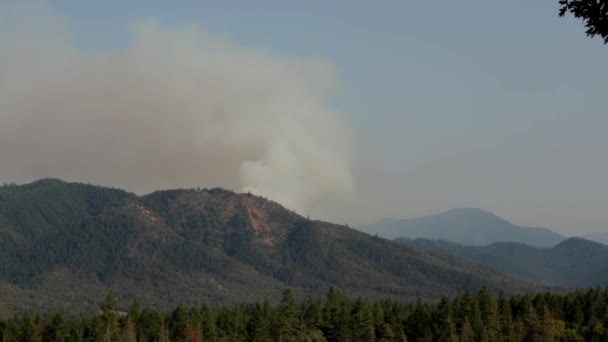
[359,208,565,247]
[584,231,608,245]
[0,179,531,316]
[397,237,608,287]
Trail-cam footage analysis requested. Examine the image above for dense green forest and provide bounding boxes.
[0,180,531,315]
[2,287,607,341]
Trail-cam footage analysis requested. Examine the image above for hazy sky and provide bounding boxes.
[1,1,606,235]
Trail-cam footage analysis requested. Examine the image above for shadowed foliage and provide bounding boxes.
[1,287,608,341]
[559,0,608,44]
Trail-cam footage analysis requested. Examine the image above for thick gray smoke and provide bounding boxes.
[0,4,355,215]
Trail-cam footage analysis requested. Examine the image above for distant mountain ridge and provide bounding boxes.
[359,208,565,248]
[0,179,532,316]
[583,232,608,245]
[397,237,608,287]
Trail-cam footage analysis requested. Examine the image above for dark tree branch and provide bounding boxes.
[559,0,608,44]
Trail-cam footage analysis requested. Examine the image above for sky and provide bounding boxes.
[1,0,606,235]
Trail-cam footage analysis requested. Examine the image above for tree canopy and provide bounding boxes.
[3,287,608,341]
[559,0,608,44]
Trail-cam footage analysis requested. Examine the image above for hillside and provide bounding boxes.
[0,180,531,317]
[396,237,608,287]
[584,232,608,245]
[359,208,565,247]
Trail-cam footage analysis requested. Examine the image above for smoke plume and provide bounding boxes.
[0,3,355,215]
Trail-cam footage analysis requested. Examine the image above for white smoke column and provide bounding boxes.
[0,4,355,215]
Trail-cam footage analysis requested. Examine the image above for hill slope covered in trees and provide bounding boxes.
[0,179,532,316]
[584,232,608,245]
[397,237,608,287]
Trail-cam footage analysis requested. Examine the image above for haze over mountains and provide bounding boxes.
[359,208,566,248]
[583,232,608,245]
[397,237,608,288]
[359,207,608,288]
[0,179,529,316]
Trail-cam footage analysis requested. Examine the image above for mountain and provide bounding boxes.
[0,179,531,316]
[359,208,565,247]
[396,237,608,287]
[583,232,608,245]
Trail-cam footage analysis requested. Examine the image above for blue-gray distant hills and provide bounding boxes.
[584,232,608,245]
[397,237,608,287]
[358,208,565,248]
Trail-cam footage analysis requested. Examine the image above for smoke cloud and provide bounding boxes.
[0,3,355,215]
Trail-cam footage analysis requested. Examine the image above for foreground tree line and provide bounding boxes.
[1,287,608,342]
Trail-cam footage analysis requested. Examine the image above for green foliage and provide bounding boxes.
[95,294,123,342]
[2,287,608,341]
[277,289,302,341]
[351,298,375,342]
[42,313,70,342]
[0,180,532,316]
[18,314,41,342]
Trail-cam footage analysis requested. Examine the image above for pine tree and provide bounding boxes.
[523,303,541,342]
[302,297,324,332]
[498,291,514,342]
[43,313,70,342]
[200,304,219,341]
[435,298,458,342]
[377,323,395,342]
[540,306,554,342]
[371,303,386,339]
[305,329,328,342]
[277,289,302,342]
[469,299,484,341]
[322,288,352,342]
[136,310,165,341]
[351,298,375,342]
[122,316,137,342]
[122,300,142,342]
[19,315,42,342]
[229,306,248,340]
[478,286,500,342]
[248,302,273,342]
[406,301,433,342]
[96,294,123,342]
[169,305,190,341]
[0,321,6,342]
[459,318,475,342]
